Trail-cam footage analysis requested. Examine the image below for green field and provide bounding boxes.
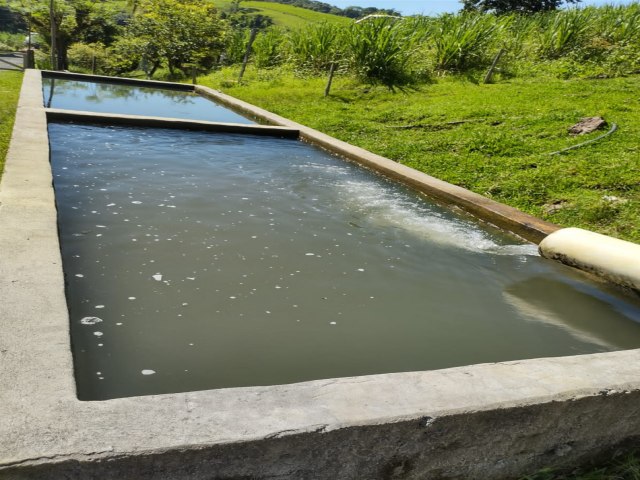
[213,0,350,28]
[0,71,22,179]
[201,67,640,243]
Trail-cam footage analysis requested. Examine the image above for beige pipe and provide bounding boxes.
[539,228,640,293]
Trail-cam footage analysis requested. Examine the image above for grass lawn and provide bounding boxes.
[0,70,23,178]
[200,68,640,243]
[212,0,350,28]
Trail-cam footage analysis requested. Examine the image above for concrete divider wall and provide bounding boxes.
[45,108,300,137]
[1,70,640,479]
[42,69,197,91]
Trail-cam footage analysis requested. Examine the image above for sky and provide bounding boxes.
[328,0,637,15]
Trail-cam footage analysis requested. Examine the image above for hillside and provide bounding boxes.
[214,0,351,28]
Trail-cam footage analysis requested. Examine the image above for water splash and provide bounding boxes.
[335,180,537,256]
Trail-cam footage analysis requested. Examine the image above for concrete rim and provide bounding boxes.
[1,70,640,479]
[45,108,300,137]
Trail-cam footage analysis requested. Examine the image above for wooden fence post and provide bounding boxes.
[238,28,258,84]
[484,48,505,84]
[324,62,336,97]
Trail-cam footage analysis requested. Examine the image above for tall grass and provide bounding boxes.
[593,3,640,44]
[537,8,594,58]
[502,14,538,57]
[345,17,417,90]
[219,3,640,84]
[288,22,343,73]
[252,27,286,68]
[429,13,503,71]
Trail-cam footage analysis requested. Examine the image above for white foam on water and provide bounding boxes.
[299,163,351,176]
[141,369,156,375]
[80,316,102,325]
[95,305,105,309]
[93,331,103,337]
[335,180,538,256]
[152,274,163,281]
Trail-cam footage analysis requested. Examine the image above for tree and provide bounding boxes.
[342,6,364,19]
[0,6,27,33]
[461,0,581,14]
[113,0,226,77]
[8,0,124,69]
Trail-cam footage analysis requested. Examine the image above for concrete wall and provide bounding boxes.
[42,70,196,91]
[1,70,640,480]
[46,108,299,137]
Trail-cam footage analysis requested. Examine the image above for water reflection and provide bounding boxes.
[42,77,255,124]
[504,276,640,349]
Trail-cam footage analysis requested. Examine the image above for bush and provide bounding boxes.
[0,32,25,51]
[252,27,286,68]
[104,36,144,75]
[68,42,108,73]
[223,28,251,65]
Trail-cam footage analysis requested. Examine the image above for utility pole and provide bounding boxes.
[49,0,58,70]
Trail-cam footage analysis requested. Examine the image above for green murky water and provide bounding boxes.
[49,123,640,400]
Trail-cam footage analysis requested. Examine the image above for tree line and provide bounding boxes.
[3,0,639,89]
